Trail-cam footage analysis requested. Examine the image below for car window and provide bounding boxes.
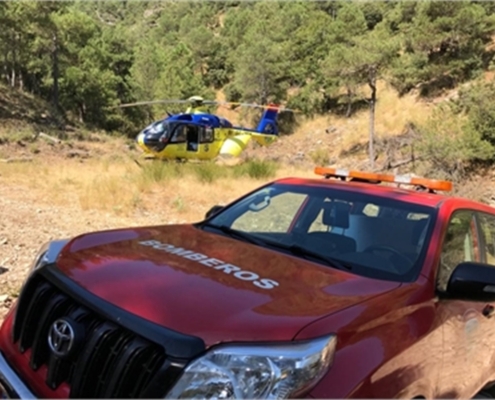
[231,192,308,233]
[437,210,479,292]
[362,203,380,217]
[477,212,495,265]
[206,183,437,282]
[303,198,433,277]
[308,200,353,232]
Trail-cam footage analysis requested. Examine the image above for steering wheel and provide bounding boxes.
[362,245,413,271]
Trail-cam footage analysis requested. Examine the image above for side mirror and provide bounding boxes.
[205,205,224,220]
[446,262,495,302]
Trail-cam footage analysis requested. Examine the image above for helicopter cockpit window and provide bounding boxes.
[148,121,167,135]
[170,125,187,143]
[200,127,214,143]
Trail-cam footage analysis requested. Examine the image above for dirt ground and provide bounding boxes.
[0,178,183,322]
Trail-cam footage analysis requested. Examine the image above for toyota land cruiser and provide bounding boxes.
[1,167,495,399]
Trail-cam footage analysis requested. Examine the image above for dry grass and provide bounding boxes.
[285,80,435,153]
[336,81,434,150]
[0,154,316,223]
[0,80,449,225]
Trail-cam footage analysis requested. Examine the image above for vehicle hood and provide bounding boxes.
[55,224,400,346]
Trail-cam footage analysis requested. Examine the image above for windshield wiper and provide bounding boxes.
[201,223,266,246]
[262,240,353,271]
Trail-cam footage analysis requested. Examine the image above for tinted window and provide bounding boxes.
[201,127,214,143]
[478,212,495,265]
[206,183,437,282]
[437,210,479,292]
[170,125,187,143]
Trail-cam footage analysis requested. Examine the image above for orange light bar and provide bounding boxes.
[314,167,453,192]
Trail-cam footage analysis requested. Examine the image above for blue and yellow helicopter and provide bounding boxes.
[116,96,295,160]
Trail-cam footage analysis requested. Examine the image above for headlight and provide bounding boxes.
[29,239,70,272]
[165,334,336,399]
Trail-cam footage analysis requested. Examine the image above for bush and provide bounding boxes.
[310,148,330,165]
[416,103,494,180]
[454,81,495,147]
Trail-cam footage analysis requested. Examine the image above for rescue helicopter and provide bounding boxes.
[114,96,295,160]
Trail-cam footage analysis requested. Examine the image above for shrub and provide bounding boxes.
[416,103,494,180]
[234,159,278,179]
[193,163,225,183]
[310,148,330,165]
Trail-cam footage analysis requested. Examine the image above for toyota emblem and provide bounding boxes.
[47,318,75,357]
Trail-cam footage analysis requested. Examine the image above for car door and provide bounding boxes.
[471,212,495,388]
[435,209,494,398]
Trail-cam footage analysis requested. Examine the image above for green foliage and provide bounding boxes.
[389,1,495,96]
[226,2,291,104]
[1,0,495,138]
[322,18,399,117]
[417,102,495,178]
[0,126,36,144]
[453,81,495,147]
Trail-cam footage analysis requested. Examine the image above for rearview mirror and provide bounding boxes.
[248,194,271,212]
[445,262,495,302]
[205,205,224,219]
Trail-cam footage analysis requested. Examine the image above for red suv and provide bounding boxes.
[0,167,494,399]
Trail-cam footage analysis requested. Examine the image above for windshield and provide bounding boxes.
[147,120,175,139]
[203,183,437,282]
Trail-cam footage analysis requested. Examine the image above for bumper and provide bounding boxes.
[0,352,35,399]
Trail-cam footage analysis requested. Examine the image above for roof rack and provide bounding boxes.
[314,167,453,193]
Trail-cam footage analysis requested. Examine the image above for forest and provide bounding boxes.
[3,0,495,173]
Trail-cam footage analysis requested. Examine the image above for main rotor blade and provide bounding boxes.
[110,99,191,109]
[214,101,300,113]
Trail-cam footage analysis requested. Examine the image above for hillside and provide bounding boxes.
[0,79,436,166]
[0,77,487,183]
[2,1,495,134]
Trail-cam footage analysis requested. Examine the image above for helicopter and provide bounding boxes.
[114,96,295,161]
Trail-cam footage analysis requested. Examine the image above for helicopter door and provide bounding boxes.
[167,125,188,157]
[186,125,199,152]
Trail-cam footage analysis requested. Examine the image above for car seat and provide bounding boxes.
[307,201,357,254]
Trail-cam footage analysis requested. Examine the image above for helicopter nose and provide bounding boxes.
[136,132,151,153]
[136,131,146,144]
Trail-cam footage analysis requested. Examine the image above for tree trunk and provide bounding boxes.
[52,33,59,111]
[17,33,23,91]
[10,33,16,88]
[368,66,377,170]
[79,103,86,123]
[3,51,9,85]
[345,86,352,118]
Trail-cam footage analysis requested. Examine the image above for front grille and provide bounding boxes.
[11,269,199,398]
